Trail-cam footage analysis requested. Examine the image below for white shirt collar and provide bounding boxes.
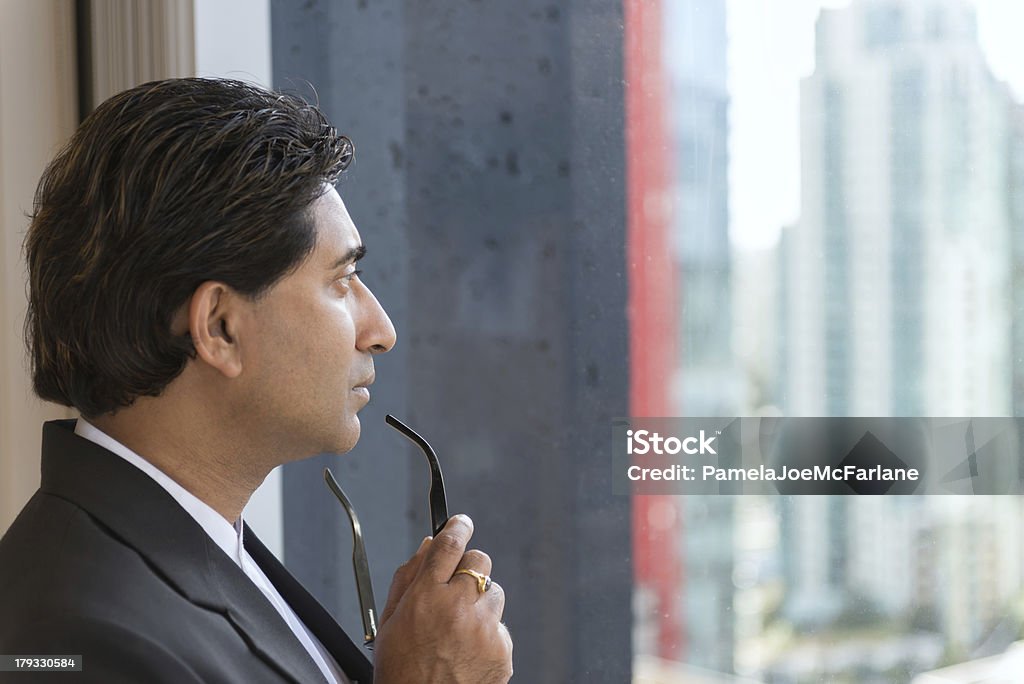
[74,418,245,567]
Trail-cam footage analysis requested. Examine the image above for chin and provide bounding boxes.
[330,415,361,454]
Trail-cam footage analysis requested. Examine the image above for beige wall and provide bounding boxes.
[0,0,198,533]
[0,1,79,532]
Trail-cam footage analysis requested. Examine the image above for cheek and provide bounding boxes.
[252,299,320,376]
[308,306,358,371]
[257,294,358,381]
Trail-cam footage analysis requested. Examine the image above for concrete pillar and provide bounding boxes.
[274,2,631,680]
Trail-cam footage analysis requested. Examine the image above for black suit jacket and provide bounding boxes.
[0,420,373,683]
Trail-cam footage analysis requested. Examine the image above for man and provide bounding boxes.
[0,78,512,683]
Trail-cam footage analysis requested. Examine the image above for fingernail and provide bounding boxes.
[417,536,431,552]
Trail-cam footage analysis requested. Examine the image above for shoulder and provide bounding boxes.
[1,493,203,646]
[0,493,256,681]
[0,491,161,606]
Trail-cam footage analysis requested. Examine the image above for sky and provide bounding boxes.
[724,0,1024,249]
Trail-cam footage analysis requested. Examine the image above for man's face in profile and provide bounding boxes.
[234,185,396,457]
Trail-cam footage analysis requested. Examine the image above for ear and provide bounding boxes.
[187,281,245,379]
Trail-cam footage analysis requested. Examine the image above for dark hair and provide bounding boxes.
[24,78,353,418]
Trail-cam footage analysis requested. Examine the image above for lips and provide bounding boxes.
[352,371,374,403]
[352,371,375,391]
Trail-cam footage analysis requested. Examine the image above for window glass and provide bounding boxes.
[633,1,1024,681]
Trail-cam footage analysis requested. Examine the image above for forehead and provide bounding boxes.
[309,186,361,263]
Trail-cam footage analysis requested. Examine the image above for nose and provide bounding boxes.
[356,284,397,354]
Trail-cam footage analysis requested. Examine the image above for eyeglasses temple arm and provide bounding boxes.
[385,414,450,537]
[323,467,378,647]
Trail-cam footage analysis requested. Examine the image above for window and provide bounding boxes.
[633,1,1024,681]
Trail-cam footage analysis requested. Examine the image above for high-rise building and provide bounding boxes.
[1009,103,1024,415]
[663,0,737,674]
[780,0,1017,633]
[786,0,1013,418]
[666,0,734,416]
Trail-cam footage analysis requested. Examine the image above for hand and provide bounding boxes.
[372,514,513,683]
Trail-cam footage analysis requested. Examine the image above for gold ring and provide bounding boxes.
[454,568,493,594]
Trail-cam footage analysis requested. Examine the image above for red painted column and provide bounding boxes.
[624,0,685,662]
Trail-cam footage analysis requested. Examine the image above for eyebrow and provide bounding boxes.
[329,245,367,271]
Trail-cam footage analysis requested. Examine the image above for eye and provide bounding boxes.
[335,269,363,295]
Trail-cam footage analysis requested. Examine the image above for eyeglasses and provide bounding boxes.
[323,414,449,648]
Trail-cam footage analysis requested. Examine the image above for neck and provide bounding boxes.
[88,394,272,525]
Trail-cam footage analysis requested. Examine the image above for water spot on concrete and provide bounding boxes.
[505,150,520,176]
[388,140,403,169]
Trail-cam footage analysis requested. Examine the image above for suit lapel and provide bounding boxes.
[244,525,374,684]
[204,551,334,684]
[38,420,333,684]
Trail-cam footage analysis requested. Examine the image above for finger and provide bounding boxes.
[500,621,513,654]
[499,621,512,646]
[449,550,492,599]
[476,580,506,618]
[497,622,514,681]
[380,536,431,625]
[419,514,474,583]
[453,549,492,577]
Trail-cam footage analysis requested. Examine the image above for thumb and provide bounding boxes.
[379,536,431,626]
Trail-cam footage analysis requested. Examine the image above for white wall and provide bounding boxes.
[194,0,272,87]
